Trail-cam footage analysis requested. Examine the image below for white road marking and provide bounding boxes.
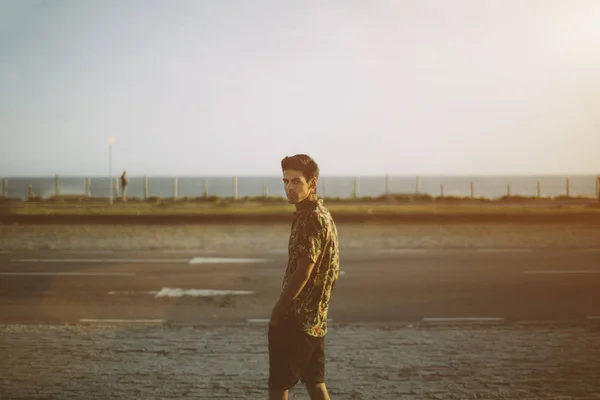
[107,288,255,297]
[340,271,346,276]
[189,257,270,264]
[162,249,216,254]
[248,318,333,324]
[377,249,427,254]
[524,270,600,275]
[154,288,254,298]
[472,248,532,254]
[80,319,165,324]
[11,258,189,263]
[108,291,138,295]
[377,248,539,255]
[422,317,504,323]
[1,272,135,276]
[247,319,270,324]
[60,250,114,254]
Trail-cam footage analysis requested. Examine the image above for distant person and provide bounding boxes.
[27,185,37,201]
[120,171,128,201]
[268,154,340,400]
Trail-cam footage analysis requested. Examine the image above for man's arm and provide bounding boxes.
[270,257,315,325]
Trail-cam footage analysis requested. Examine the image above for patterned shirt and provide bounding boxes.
[281,197,340,337]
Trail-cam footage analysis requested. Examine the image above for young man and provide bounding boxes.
[120,171,128,201]
[268,154,340,400]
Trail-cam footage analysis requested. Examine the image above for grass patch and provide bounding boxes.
[8,202,600,216]
[2,192,598,216]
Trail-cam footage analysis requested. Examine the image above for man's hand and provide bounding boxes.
[269,257,315,328]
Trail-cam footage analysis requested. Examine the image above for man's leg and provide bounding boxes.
[305,383,330,400]
[268,325,304,398]
[268,388,289,400]
[301,334,328,399]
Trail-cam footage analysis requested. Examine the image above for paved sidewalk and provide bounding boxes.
[3,223,600,252]
[1,324,600,399]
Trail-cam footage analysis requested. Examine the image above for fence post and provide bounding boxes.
[385,174,390,194]
[323,179,327,198]
[111,176,119,199]
[566,177,570,197]
[55,175,60,197]
[203,179,209,199]
[537,181,541,198]
[2,178,7,198]
[85,178,91,198]
[113,177,119,198]
[440,183,444,198]
[143,176,149,200]
[415,176,420,195]
[173,177,178,200]
[470,182,474,199]
[507,184,511,197]
[233,176,238,200]
[353,177,359,199]
[263,184,269,197]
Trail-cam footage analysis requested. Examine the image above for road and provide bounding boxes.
[2,248,599,326]
[2,248,600,399]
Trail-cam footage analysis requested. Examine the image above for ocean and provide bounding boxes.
[1,175,598,200]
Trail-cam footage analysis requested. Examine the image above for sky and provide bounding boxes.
[1,0,599,177]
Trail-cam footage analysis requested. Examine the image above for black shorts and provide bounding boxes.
[268,324,325,390]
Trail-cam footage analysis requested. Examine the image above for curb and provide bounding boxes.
[4,318,599,329]
[3,212,600,225]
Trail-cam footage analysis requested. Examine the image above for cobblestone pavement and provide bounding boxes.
[1,324,600,399]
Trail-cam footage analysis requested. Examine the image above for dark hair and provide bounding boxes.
[281,154,320,185]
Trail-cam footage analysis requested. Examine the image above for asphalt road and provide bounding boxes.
[1,248,599,325]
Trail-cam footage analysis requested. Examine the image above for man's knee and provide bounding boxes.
[305,382,330,400]
[268,388,289,400]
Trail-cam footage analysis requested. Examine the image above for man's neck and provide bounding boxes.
[294,194,318,211]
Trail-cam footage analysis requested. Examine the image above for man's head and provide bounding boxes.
[281,154,320,204]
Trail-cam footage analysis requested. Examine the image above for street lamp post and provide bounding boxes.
[108,134,115,205]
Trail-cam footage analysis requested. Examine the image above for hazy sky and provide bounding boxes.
[1,0,599,177]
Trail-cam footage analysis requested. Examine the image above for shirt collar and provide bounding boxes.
[294,197,322,213]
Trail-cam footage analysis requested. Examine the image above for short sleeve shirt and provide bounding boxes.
[281,198,340,337]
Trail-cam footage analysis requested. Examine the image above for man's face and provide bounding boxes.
[283,170,316,204]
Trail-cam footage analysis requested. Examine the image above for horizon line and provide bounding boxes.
[2,173,599,179]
